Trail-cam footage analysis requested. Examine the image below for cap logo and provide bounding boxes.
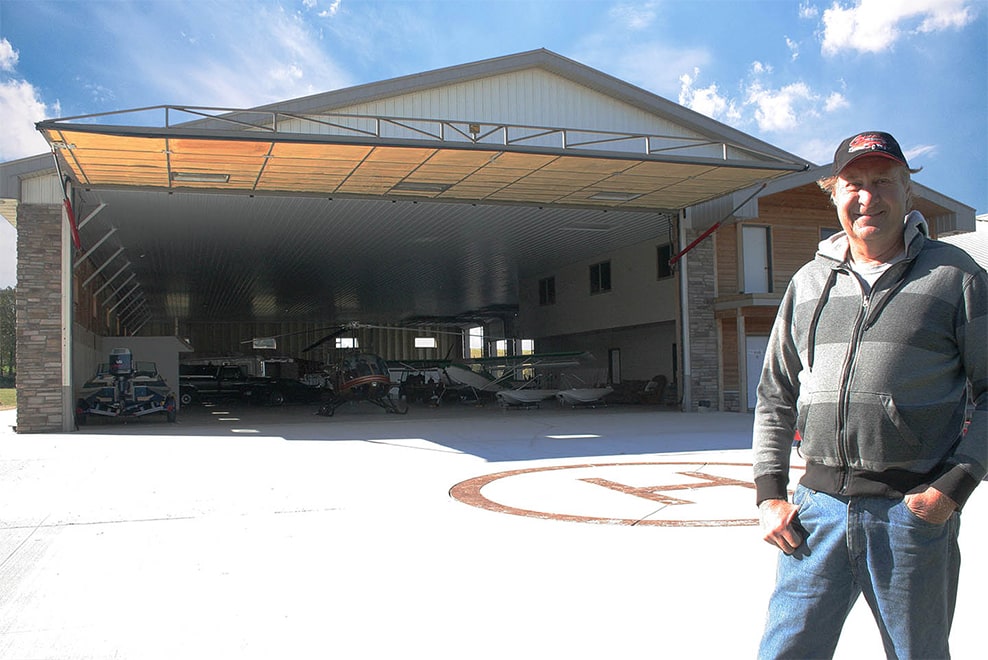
[833,131,907,175]
[847,133,889,153]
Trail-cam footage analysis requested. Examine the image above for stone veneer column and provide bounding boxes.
[684,228,720,411]
[15,203,65,432]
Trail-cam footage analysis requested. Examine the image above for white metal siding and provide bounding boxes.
[279,70,729,159]
[21,172,62,204]
[518,235,679,338]
[342,70,687,134]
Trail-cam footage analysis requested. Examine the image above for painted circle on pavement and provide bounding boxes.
[450,461,800,527]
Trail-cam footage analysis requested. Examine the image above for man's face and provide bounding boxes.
[833,157,911,258]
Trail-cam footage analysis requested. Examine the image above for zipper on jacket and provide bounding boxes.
[836,290,870,493]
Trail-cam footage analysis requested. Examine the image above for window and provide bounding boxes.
[657,244,674,279]
[590,261,611,294]
[468,326,484,358]
[538,276,556,305]
[414,337,437,349]
[336,337,359,349]
[519,339,535,379]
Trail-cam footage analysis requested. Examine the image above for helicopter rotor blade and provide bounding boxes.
[301,325,351,353]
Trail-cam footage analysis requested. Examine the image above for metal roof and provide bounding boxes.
[939,216,988,270]
[39,106,804,211]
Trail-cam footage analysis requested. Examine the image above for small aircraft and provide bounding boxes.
[393,350,592,408]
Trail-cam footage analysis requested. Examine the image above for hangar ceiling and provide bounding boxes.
[37,106,808,333]
[69,186,677,326]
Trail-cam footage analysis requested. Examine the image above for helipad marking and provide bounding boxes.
[450,461,801,527]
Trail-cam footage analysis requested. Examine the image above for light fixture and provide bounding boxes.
[171,172,231,183]
[589,191,641,201]
[390,181,451,193]
[561,223,612,233]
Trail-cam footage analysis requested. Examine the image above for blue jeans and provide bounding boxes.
[758,485,961,660]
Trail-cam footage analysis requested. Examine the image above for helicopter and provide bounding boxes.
[300,324,409,417]
[314,351,409,417]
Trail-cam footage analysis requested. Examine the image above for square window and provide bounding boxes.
[657,244,673,279]
[539,276,556,305]
[590,261,611,294]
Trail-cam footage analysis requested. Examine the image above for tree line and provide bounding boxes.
[0,287,14,381]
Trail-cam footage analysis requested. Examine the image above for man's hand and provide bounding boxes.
[759,499,804,554]
[904,485,958,525]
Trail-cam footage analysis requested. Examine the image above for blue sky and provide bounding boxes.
[1,0,986,288]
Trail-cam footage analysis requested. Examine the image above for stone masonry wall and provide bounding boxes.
[685,229,720,411]
[15,204,65,432]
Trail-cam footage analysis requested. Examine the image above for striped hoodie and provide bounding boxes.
[753,211,988,508]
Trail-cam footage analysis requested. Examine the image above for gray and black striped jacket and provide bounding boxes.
[753,211,987,508]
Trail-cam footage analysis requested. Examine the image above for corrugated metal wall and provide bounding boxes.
[20,172,62,205]
[277,70,732,161]
[151,320,466,366]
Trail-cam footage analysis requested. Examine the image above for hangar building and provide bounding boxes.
[0,50,976,432]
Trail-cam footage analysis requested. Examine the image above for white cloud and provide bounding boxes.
[680,63,849,136]
[609,1,660,30]
[678,69,740,124]
[798,136,842,166]
[820,0,977,56]
[85,2,353,109]
[745,81,816,132]
[320,0,343,19]
[751,61,773,75]
[824,91,849,111]
[0,79,57,161]
[579,35,711,99]
[0,38,18,72]
[0,37,56,164]
[785,36,800,61]
[302,0,343,19]
[904,143,937,163]
[799,2,820,19]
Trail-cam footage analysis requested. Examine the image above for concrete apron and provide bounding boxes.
[1,404,984,659]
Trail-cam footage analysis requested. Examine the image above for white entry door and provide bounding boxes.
[742,226,771,293]
[746,335,769,410]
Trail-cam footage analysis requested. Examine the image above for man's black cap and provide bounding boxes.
[832,131,909,175]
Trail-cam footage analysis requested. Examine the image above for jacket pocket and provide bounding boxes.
[797,390,923,469]
[844,391,922,467]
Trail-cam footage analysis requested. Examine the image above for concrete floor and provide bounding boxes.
[1,402,985,659]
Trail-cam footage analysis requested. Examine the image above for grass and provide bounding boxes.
[0,388,15,411]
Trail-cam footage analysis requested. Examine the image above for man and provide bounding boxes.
[752,131,987,659]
